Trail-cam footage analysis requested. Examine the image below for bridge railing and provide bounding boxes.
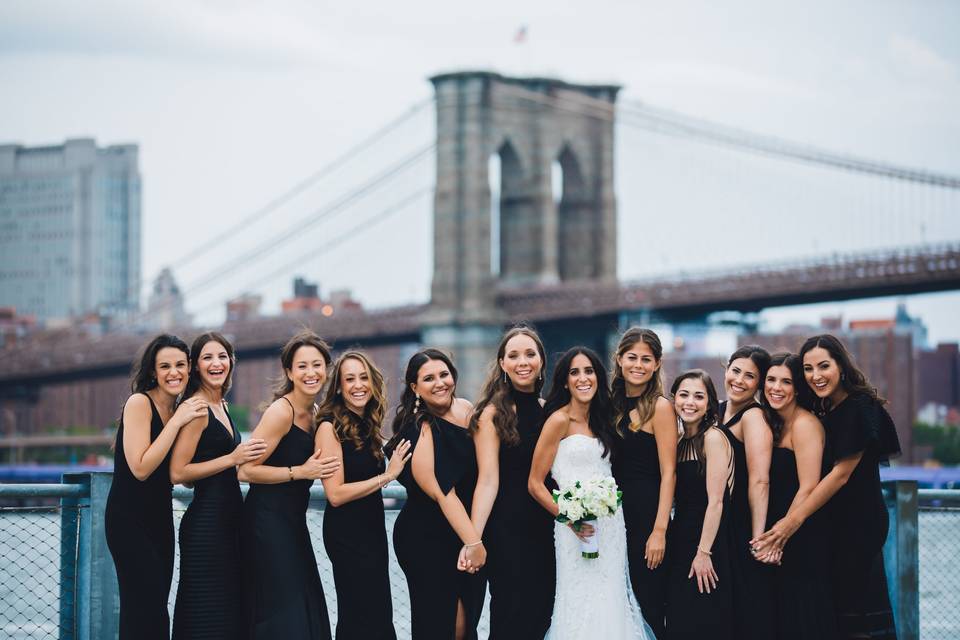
[0,475,952,640]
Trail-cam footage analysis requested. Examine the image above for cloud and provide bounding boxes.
[888,34,957,85]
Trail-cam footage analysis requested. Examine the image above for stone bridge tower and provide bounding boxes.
[424,71,621,394]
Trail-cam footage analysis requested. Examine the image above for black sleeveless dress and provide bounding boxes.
[105,393,175,640]
[321,417,396,640]
[242,414,332,639]
[612,398,668,638]
[768,446,836,639]
[665,428,734,640]
[172,406,243,640]
[485,389,555,640]
[392,415,487,639]
[719,401,775,639]
[822,392,900,639]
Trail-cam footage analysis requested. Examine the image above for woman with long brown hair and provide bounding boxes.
[610,327,676,638]
[469,325,555,639]
[316,351,411,639]
[239,331,340,639]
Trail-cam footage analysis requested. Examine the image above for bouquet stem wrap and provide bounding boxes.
[578,519,599,558]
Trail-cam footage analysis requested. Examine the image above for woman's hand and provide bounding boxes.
[459,542,486,573]
[296,449,341,480]
[689,549,718,594]
[231,438,268,465]
[567,520,595,543]
[171,397,207,429]
[385,439,412,482]
[751,514,802,556]
[645,528,667,569]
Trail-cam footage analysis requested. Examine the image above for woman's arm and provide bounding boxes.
[742,407,773,540]
[527,412,566,517]
[169,410,268,485]
[238,400,339,484]
[470,405,500,537]
[123,394,207,481]
[316,420,410,507]
[690,428,732,594]
[647,397,678,569]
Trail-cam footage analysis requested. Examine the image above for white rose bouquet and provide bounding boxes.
[552,476,623,558]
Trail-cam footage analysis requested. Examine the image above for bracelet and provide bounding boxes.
[288,466,294,482]
[464,540,483,548]
[376,474,384,489]
[697,546,712,556]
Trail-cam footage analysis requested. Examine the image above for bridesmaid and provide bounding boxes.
[105,334,207,640]
[665,370,734,640]
[239,331,340,640]
[718,346,775,639]
[610,327,676,638]
[315,351,411,639]
[387,349,487,640]
[469,326,556,639]
[756,353,836,639]
[169,332,267,639]
[753,335,900,639]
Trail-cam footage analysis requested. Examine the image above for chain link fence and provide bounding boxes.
[918,499,960,640]
[0,504,80,640]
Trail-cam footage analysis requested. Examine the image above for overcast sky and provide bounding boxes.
[1,0,958,344]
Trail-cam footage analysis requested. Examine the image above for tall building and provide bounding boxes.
[0,138,141,322]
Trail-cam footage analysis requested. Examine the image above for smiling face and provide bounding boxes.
[764,364,796,411]
[500,333,542,392]
[154,347,189,398]
[674,376,709,427]
[802,346,842,401]
[725,357,761,404]
[286,345,327,398]
[566,353,598,404]
[339,357,371,414]
[197,340,230,392]
[411,358,455,414]
[617,339,661,394]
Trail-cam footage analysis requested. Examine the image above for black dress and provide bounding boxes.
[822,392,900,639]
[665,428,734,640]
[484,389,555,640]
[172,406,243,640]
[105,393,175,640]
[719,401,775,639]
[392,415,487,639]
[321,417,396,640]
[768,446,836,639]
[242,409,332,640]
[611,398,667,638]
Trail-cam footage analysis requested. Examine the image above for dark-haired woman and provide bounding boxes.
[665,370,734,640]
[528,347,653,639]
[239,332,340,640]
[388,349,487,640]
[470,326,555,639]
[106,334,208,640]
[169,332,267,639]
[610,328,676,638]
[753,335,900,639]
[719,346,775,639]
[755,353,836,639]
[316,352,410,640]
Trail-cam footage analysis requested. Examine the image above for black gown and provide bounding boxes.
[242,411,332,640]
[665,428,734,640]
[611,398,667,638]
[484,389,555,640]
[321,417,396,640]
[392,415,487,639]
[105,393,175,640]
[172,406,243,640]
[768,446,836,639]
[719,401,775,639]
[822,392,900,639]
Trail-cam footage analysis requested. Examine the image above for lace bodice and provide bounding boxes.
[551,434,612,487]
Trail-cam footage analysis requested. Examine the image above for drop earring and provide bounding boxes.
[502,370,507,384]
[414,394,421,412]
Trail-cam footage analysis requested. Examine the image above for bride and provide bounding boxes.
[529,347,655,639]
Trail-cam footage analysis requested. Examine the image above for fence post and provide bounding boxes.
[883,480,919,640]
[62,472,118,640]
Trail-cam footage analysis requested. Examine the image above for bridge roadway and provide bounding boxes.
[1,244,958,386]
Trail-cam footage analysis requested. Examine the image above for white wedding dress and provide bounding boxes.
[547,434,654,640]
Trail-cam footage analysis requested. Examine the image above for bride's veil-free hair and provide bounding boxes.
[543,346,616,459]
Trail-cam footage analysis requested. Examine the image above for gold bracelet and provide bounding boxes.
[288,466,294,482]
[697,546,712,556]
[464,540,483,548]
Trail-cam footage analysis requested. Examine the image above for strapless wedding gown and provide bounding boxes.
[547,434,654,640]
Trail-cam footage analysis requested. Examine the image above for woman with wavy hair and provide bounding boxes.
[316,351,411,639]
[753,335,900,639]
[469,325,555,639]
[609,327,676,638]
[387,348,486,640]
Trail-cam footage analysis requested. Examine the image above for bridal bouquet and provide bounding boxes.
[552,476,622,559]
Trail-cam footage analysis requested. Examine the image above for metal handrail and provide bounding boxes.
[0,483,89,498]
